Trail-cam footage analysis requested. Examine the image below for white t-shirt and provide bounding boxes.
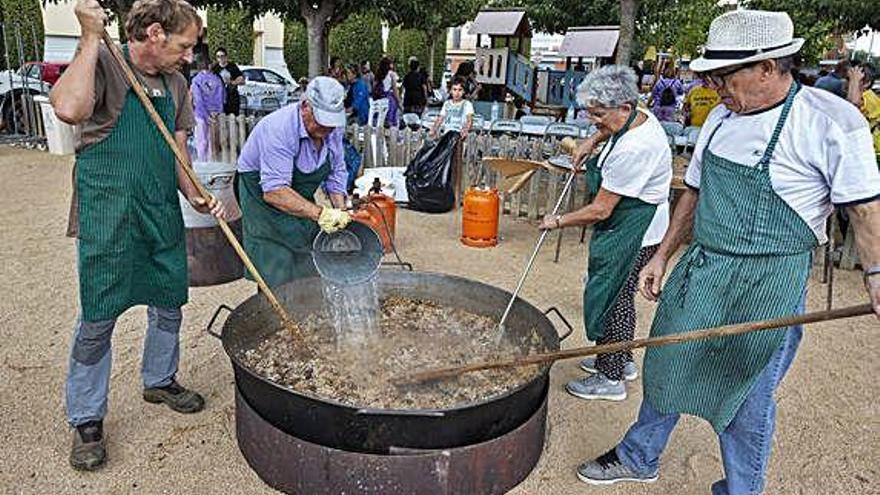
[440,99,474,132]
[596,109,672,246]
[382,71,398,92]
[685,86,880,242]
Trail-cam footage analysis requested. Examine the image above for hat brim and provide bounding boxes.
[312,106,346,128]
[690,38,804,73]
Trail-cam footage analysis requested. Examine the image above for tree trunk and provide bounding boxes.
[427,32,436,84]
[615,0,638,65]
[300,0,335,78]
[303,13,327,78]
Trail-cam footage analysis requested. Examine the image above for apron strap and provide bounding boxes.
[757,81,800,170]
[702,81,801,171]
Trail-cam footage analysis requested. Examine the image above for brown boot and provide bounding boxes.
[70,420,106,471]
[143,380,205,413]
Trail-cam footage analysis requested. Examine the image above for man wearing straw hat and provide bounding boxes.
[576,10,880,493]
[51,0,227,472]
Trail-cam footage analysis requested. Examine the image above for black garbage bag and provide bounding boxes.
[404,131,460,213]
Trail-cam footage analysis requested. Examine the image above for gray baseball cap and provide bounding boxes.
[304,76,346,127]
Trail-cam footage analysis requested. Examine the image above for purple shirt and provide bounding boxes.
[237,102,348,195]
[191,71,225,120]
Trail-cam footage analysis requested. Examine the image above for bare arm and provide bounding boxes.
[264,187,323,221]
[48,0,106,124]
[328,192,346,209]
[538,188,622,229]
[639,188,699,301]
[846,67,865,108]
[847,199,880,318]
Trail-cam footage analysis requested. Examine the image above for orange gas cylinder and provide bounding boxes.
[461,187,499,248]
[352,192,396,254]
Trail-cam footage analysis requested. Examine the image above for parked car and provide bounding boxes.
[0,63,57,132]
[23,61,70,86]
[239,66,298,114]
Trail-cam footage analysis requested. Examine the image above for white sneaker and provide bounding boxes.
[579,357,639,381]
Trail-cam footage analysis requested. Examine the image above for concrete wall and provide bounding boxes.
[41,1,286,70]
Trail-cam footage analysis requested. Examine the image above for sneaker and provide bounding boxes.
[143,380,205,414]
[70,420,106,471]
[579,357,639,381]
[576,449,658,485]
[566,373,627,401]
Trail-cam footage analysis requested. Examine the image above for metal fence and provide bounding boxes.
[0,21,48,148]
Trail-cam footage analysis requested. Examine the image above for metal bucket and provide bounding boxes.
[179,161,243,286]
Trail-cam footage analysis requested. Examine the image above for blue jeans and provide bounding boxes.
[65,306,182,426]
[615,324,803,495]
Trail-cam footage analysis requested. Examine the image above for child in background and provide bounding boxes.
[191,60,225,161]
[430,77,474,139]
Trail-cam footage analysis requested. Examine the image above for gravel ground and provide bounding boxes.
[0,146,877,495]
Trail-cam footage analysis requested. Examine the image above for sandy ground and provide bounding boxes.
[0,146,877,495]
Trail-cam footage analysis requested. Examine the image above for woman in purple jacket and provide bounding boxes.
[191,60,225,161]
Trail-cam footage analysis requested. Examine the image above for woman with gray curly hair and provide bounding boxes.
[538,65,672,401]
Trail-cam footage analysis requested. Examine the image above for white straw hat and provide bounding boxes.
[690,10,804,73]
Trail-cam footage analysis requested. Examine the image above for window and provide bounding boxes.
[262,70,286,85]
[243,69,265,82]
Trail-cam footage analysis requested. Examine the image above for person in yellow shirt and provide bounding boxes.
[847,64,879,157]
[683,80,721,127]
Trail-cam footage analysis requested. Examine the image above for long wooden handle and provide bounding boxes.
[403,303,874,383]
[99,32,306,345]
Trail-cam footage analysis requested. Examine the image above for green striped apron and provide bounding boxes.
[238,158,330,287]
[76,49,187,321]
[643,82,817,432]
[583,109,658,342]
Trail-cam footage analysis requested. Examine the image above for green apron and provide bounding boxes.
[644,82,817,432]
[238,157,331,287]
[583,109,658,341]
[76,47,187,322]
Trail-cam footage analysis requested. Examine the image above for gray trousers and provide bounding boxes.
[65,306,182,427]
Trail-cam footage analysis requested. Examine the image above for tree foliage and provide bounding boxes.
[381,0,480,79]
[386,27,447,86]
[283,19,308,79]
[0,0,45,68]
[207,6,254,65]
[328,10,383,70]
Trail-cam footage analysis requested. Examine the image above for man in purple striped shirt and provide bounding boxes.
[237,76,351,286]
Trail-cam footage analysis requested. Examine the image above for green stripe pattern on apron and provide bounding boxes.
[76,47,187,321]
[644,82,818,432]
[583,109,659,342]
[238,157,331,287]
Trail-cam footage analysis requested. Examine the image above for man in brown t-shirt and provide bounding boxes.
[49,0,225,472]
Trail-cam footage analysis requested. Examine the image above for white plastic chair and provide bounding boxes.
[490,119,523,135]
[544,122,580,139]
[682,125,702,153]
[519,115,552,127]
[401,113,421,129]
[368,98,390,128]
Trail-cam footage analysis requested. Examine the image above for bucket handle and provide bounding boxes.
[206,304,234,339]
[543,307,574,342]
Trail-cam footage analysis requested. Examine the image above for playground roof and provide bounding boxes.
[559,27,620,58]
[469,9,531,37]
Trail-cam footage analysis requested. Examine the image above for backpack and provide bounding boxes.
[659,82,677,107]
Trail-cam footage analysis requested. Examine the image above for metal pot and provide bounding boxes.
[208,270,572,454]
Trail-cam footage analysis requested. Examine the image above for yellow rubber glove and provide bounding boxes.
[318,207,352,234]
